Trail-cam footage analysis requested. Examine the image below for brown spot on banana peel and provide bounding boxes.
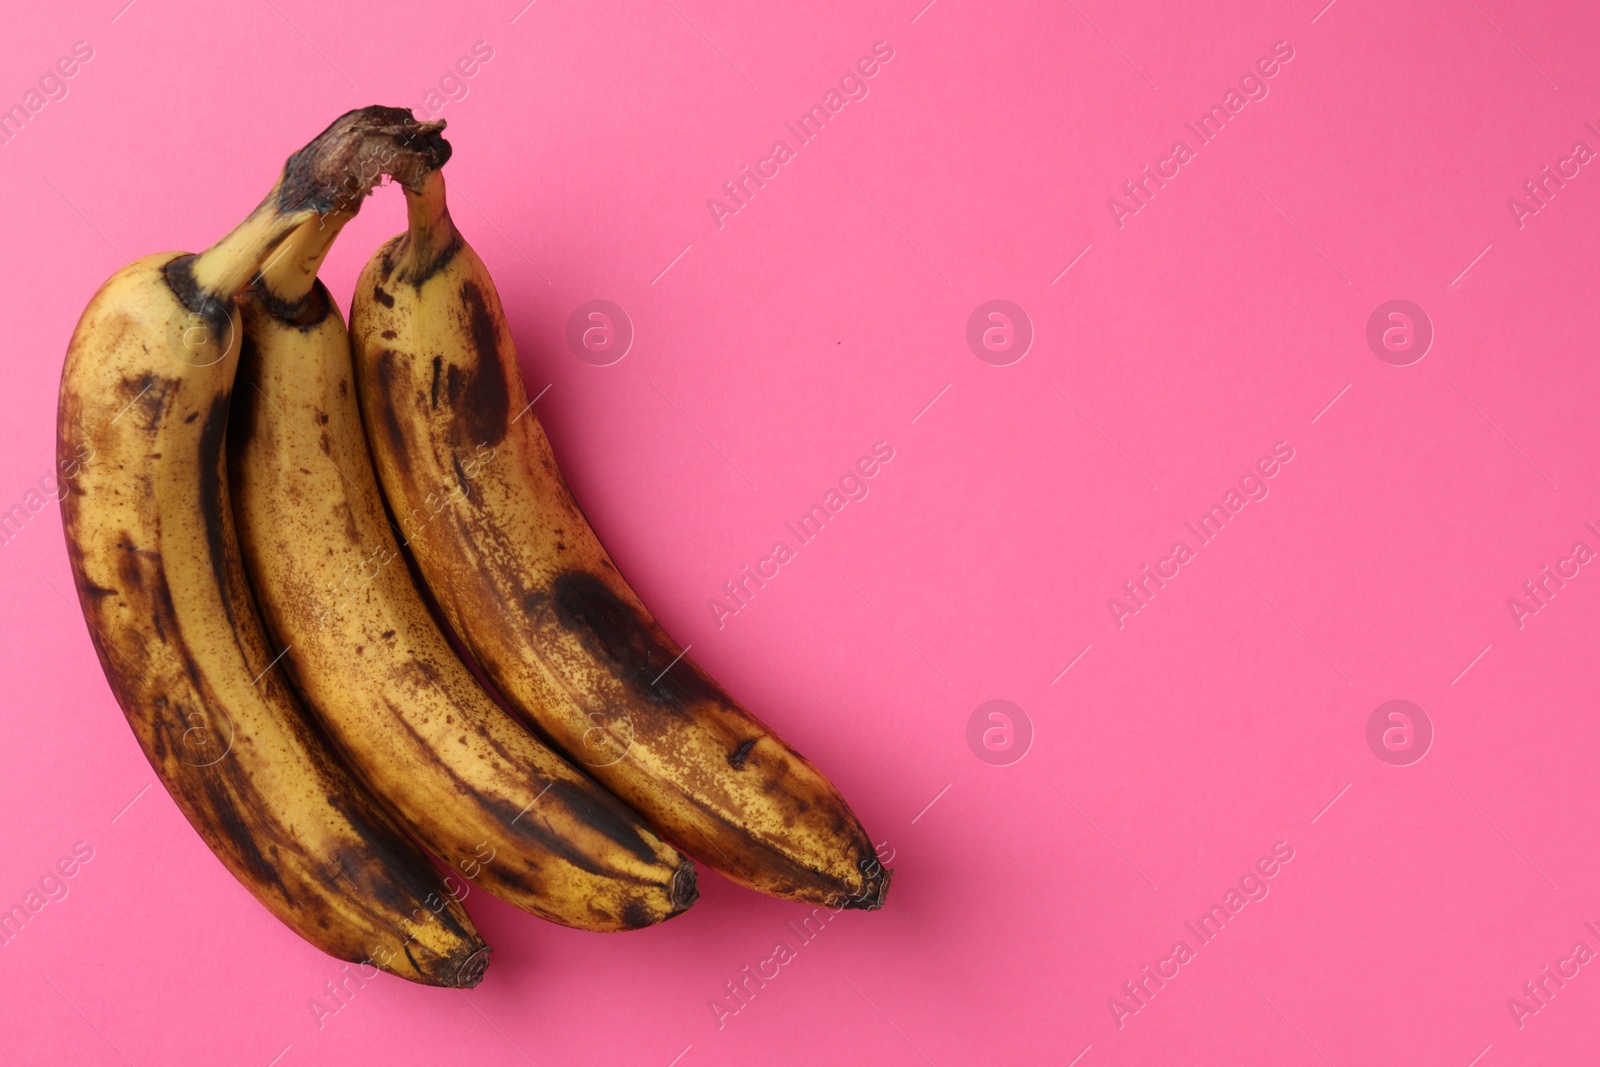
[195,391,239,636]
[370,351,413,477]
[372,285,395,308]
[546,571,721,711]
[377,234,403,281]
[120,372,166,432]
[377,699,687,924]
[491,568,882,908]
[444,281,509,448]
[675,783,889,910]
[729,738,758,769]
[227,339,263,454]
[325,786,476,945]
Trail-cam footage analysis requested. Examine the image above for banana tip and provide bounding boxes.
[671,859,700,912]
[454,947,491,988]
[844,866,893,911]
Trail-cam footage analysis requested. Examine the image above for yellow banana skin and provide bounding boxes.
[350,172,890,910]
[228,216,697,931]
[57,109,489,985]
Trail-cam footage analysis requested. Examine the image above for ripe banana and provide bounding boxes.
[228,212,698,931]
[57,108,489,985]
[350,170,890,910]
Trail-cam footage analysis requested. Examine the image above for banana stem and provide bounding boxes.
[188,199,319,297]
[185,106,452,305]
[396,169,462,277]
[405,170,454,237]
[256,211,354,304]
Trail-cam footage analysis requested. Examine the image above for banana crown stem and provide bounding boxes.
[405,170,453,236]
[188,106,452,305]
[188,202,316,299]
[257,211,354,303]
[396,169,462,273]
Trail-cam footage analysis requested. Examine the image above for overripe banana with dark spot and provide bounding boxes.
[228,211,697,932]
[349,169,890,910]
[56,108,489,985]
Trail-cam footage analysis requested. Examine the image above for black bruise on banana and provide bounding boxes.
[328,789,477,947]
[543,571,721,711]
[450,453,472,501]
[195,391,239,635]
[445,281,509,449]
[124,373,166,433]
[675,784,890,910]
[728,738,758,769]
[162,256,233,356]
[541,778,671,871]
[380,702,685,918]
[227,338,263,453]
[250,278,335,331]
[370,351,412,477]
[196,769,292,903]
[83,526,346,924]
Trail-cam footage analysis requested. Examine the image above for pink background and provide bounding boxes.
[3,0,1599,1063]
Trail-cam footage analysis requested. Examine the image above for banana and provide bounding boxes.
[57,108,489,985]
[228,212,698,931]
[349,170,891,910]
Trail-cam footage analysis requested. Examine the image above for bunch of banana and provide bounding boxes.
[349,169,890,911]
[228,210,697,932]
[58,105,888,986]
[57,108,489,985]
